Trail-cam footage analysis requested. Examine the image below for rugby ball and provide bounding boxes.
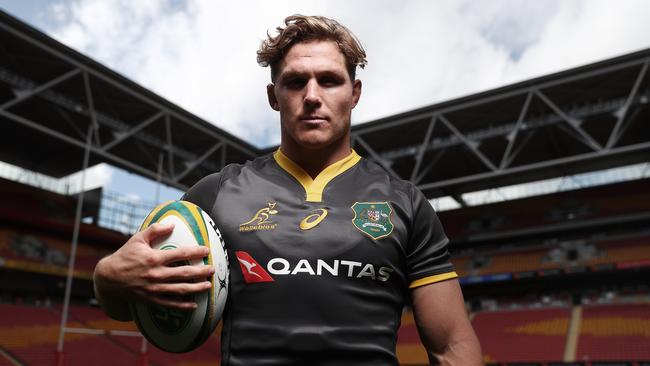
[130,200,229,353]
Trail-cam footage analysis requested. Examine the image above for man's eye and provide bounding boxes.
[320,77,341,86]
[285,79,305,88]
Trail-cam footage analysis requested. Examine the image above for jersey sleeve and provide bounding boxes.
[406,184,457,289]
[180,172,223,214]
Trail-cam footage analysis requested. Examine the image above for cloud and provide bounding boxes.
[39,0,650,148]
[506,0,650,82]
[63,163,113,193]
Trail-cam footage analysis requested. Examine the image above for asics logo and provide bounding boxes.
[299,208,328,230]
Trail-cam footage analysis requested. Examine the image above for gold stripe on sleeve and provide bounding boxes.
[409,271,458,289]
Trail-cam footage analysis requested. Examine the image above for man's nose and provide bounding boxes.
[304,79,321,107]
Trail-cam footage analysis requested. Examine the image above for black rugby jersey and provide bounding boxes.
[182,149,457,366]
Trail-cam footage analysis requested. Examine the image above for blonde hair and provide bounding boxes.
[257,14,367,82]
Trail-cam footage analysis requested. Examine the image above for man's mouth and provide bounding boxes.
[300,115,328,123]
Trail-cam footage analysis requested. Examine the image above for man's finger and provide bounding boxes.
[157,265,215,281]
[147,295,200,310]
[146,281,212,295]
[156,245,210,264]
[141,222,175,244]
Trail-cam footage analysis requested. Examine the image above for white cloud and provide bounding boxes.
[38,0,650,148]
[63,163,113,193]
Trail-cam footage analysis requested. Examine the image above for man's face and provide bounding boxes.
[267,40,362,150]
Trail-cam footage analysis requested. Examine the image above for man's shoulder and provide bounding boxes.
[184,154,274,206]
[356,157,416,195]
[211,153,275,182]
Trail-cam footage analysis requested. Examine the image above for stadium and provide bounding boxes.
[1,8,649,366]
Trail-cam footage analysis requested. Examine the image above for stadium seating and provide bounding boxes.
[439,178,650,239]
[0,227,109,280]
[396,310,428,365]
[0,303,222,365]
[591,236,650,268]
[451,232,650,278]
[0,178,76,224]
[472,307,570,363]
[576,303,650,361]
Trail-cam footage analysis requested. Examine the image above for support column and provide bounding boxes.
[56,123,95,365]
[564,305,582,362]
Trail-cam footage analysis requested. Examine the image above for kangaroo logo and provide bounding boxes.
[239,202,279,232]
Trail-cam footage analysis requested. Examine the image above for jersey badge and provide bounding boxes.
[299,208,328,230]
[239,202,278,232]
[235,251,274,283]
[351,202,394,240]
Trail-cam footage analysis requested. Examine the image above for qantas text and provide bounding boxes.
[266,258,394,281]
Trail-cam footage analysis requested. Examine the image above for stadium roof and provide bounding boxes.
[349,49,650,199]
[0,10,258,190]
[1,9,649,197]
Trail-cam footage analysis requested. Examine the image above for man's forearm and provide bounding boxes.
[428,335,483,365]
[93,257,132,321]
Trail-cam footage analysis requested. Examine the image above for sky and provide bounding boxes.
[2,0,650,205]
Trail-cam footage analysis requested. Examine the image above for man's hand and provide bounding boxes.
[93,222,215,320]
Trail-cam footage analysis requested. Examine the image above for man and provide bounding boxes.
[94,15,482,365]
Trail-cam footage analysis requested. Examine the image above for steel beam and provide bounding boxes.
[606,60,649,149]
[438,114,497,171]
[0,67,215,168]
[353,57,650,137]
[0,22,256,164]
[0,109,189,190]
[377,94,634,161]
[355,135,399,177]
[165,114,175,178]
[57,123,93,354]
[418,140,650,194]
[174,142,223,182]
[410,115,437,181]
[500,92,533,169]
[414,149,446,185]
[220,144,227,170]
[101,111,164,152]
[82,71,100,147]
[534,91,602,151]
[54,108,86,140]
[0,68,80,111]
[503,130,536,169]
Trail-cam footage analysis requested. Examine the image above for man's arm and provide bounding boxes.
[411,278,482,365]
[93,222,215,321]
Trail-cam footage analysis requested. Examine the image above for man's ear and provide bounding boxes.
[352,79,362,109]
[267,83,280,111]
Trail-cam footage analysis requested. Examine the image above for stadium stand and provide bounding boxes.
[0,303,223,366]
[576,303,650,361]
[451,231,650,278]
[473,307,570,363]
[440,178,650,239]
[0,227,108,280]
[396,311,428,365]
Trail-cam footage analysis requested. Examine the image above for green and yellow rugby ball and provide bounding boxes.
[131,200,229,353]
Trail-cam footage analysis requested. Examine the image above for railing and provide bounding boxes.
[97,191,157,234]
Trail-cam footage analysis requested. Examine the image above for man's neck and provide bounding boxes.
[280,140,351,179]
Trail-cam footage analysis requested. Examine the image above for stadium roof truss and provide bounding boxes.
[350,50,650,200]
[2,10,650,200]
[0,11,257,191]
